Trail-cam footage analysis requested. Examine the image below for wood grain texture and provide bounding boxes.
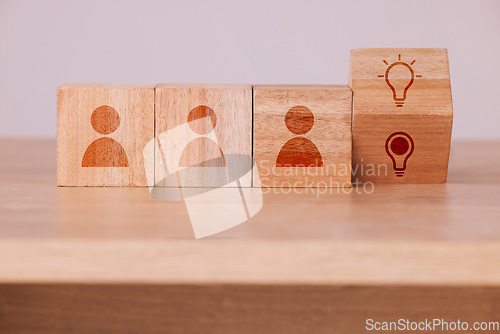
[2,138,500,333]
[2,284,499,334]
[155,84,252,187]
[253,85,352,188]
[349,48,453,183]
[3,240,500,284]
[57,84,155,186]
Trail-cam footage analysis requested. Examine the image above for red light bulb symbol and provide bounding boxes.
[385,62,414,106]
[385,132,414,177]
[378,54,422,107]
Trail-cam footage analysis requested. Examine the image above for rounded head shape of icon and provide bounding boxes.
[285,105,314,135]
[91,105,120,135]
[188,105,217,135]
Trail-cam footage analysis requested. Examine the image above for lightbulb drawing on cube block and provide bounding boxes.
[378,54,422,107]
[385,132,414,177]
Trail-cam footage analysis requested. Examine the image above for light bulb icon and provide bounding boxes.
[385,132,414,177]
[378,54,422,107]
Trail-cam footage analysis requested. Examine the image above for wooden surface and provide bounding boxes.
[349,48,453,183]
[57,84,155,186]
[253,85,352,188]
[155,84,252,187]
[1,139,500,333]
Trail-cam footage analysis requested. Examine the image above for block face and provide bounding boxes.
[57,84,155,186]
[353,115,452,183]
[253,85,352,188]
[155,84,253,187]
[349,48,453,183]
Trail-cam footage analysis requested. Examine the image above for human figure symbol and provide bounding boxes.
[275,105,323,167]
[81,105,129,167]
[179,105,226,167]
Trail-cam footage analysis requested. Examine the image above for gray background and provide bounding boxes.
[1,0,499,139]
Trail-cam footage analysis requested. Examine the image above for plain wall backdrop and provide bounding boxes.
[0,0,499,139]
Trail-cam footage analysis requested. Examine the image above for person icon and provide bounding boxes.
[275,105,323,167]
[81,105,129,167]
[179,105,226,167]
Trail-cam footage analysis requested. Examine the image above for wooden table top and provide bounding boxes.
[1,139,500,285]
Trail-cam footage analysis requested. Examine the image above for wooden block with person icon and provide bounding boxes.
[253,85,352,188]
[57,84,155,186]
[154,84,253,187]
[349,48,453,183]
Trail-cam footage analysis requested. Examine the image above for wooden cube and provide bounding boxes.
[57,84,155,186]
[253,85,352,188]
[349,48,453,183]
[155,84,253,187]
